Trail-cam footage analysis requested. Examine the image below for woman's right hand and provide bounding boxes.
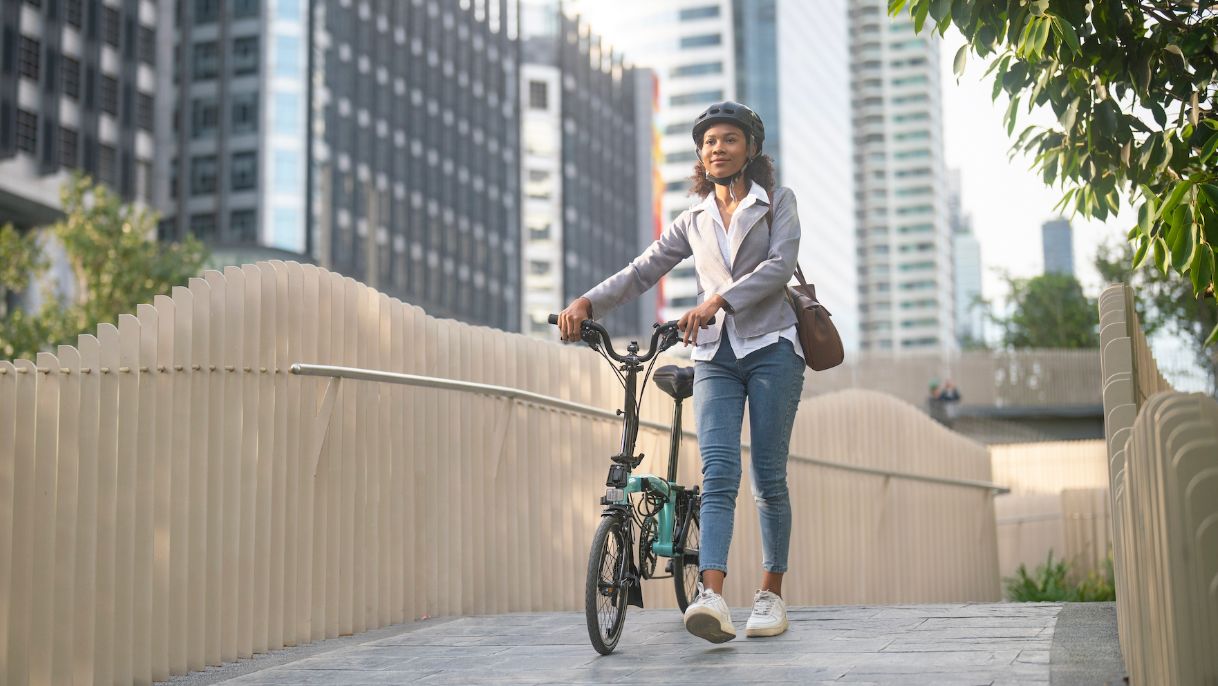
[557,297,593,342]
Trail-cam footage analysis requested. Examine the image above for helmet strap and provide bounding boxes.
[704,155,753,189]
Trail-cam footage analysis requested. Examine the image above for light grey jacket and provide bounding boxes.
[582,186,800,344]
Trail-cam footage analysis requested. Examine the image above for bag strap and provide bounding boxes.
[765,188,814,295]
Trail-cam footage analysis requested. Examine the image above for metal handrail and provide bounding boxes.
[290,363,1011,494]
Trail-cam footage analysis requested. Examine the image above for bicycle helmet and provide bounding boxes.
[691,101,766,186]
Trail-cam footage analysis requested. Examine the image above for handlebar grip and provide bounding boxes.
[547,314,559,325]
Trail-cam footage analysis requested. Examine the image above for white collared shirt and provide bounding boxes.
[689,182,803,362]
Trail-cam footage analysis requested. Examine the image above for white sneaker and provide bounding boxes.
[745,589,788,637]
[682,583,736,643]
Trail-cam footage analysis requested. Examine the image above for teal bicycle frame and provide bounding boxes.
[603,390,689,560]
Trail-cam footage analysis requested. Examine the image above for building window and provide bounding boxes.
[191,98,218,138]
[273,35,301,77]
[61,56,81,99]
[230,209,257,242]
[670,61,722,78]
[100,75,118,115]
[670,90,722,107]
[666,150,697,164]
[233,0,260,18]
[231,151,257,191]
[138,26,156,65]
[191,155,217,195]
[15,110,37,153]
[137,93,154,131]
[103,7,120,47]
[231,93,258,133]
[97,144,117,186]
[193,41,219,79]
[65,0,82,27]
[194,0,220,24]
[232,36,259,76]
[679,33,721,48]
[18,36,40,81]
[678,5,719,20]
[189,212,216,240]
[59,126,78,168]
[527,80,547,110]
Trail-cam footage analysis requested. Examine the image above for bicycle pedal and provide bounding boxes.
[664,559,673,574]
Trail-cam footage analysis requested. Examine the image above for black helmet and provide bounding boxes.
[691,101,765,153]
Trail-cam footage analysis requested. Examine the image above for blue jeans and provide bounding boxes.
[693,338,805,576]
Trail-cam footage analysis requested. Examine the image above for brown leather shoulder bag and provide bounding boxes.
[766,193,845,371]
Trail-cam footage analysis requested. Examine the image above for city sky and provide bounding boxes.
[938,29,1137,307]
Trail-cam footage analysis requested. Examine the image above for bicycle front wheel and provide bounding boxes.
[585,513,630,654]
[673,492,701,612]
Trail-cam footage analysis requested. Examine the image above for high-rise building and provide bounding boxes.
[1,0,160,229]
[948,170,983,346]
[159,0,524,331]
[518,2,654,339]
[1041,217,1074,277]
[561,0,857,349]
[851,1,954,352]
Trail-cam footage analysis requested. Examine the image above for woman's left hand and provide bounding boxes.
[678,295,726,346]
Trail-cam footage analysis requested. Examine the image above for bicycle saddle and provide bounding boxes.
[654,365,694,401]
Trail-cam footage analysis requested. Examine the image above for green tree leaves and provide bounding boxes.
[995,273,1099,349]
[892,0,1218,347]
[0,174,208,360]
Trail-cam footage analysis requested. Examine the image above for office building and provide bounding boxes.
[852,0,954,352]
[1,0,159,229]
[949,170,983,346]
[160,0,524,331]
[519,2,654,338]
[1041,217,1074,277]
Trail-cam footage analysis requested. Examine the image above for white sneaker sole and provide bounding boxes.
[684,608,736,643]
[745,618,789,637]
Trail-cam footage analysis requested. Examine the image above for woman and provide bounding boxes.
[557,101,805,643]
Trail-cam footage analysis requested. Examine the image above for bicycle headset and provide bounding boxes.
[691,100,766,187]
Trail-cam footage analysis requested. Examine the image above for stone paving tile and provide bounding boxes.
[882,638,1051,652]
[215,603,1065,685]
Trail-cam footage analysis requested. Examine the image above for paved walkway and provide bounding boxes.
[165,603,1126,685]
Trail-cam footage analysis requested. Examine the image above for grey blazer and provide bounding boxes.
[582,186,800,344]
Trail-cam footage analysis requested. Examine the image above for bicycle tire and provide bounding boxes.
[673,492,701,613]
[585,513,629,654]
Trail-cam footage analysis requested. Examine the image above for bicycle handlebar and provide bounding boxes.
[547,313,716,364]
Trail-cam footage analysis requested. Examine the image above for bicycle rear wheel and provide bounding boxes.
[673,491,701,612]
[585,513,629,654]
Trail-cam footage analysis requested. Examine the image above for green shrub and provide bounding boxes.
[1003,551,1115,602]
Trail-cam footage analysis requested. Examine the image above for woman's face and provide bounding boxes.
[699,123,750,178]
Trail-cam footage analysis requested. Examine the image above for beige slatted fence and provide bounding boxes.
[1099,283,1218,685]
[990,440,1113,584]
[1,261,1004,686]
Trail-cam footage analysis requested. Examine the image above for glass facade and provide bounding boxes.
[262,0,308,253]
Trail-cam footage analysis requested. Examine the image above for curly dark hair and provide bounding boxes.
[690,153,777,200]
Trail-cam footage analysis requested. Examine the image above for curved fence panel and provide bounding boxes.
[0,261,1003,685]
[1099,283,1218,685]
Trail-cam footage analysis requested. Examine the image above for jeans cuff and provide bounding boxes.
[763,564,788,574]
[699,564,728,575]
